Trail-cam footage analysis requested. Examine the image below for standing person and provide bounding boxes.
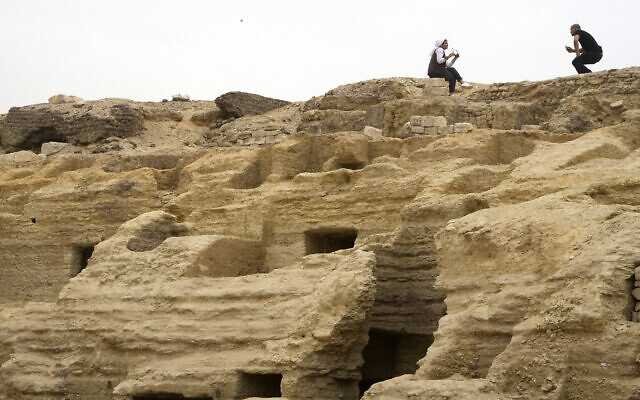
[428,39,468,95]
[565,24,603,74]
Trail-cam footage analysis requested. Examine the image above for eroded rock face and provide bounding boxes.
[215,91,290,119]
[1,68,640,400]
[364,197,640,400]
[470,67,640,133]
[2,100,144,152]
[1,211,376,400]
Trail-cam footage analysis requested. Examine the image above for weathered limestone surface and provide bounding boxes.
[0,162,161,301]
[470,67,640,133]
[0,99,225,154]
[208,72,636,146]
[0,150,42,163]
[365,196,640,399]
[297,78,448,135]
[215,91,291,119]
[1,68,640,400]
[362,122,640,400]
[48,94,85,104]
[206,103,302,147]
[2,100,145,151]
[316,78,446,111]
[0,211,376,400]
[298,69,640,139]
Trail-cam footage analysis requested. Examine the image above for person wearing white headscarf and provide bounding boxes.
[430,39,447,57]
[428,39,468,95]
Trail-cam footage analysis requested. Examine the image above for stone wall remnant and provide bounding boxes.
[407,115,474,136]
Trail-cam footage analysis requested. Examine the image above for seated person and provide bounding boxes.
[428,39,470,95]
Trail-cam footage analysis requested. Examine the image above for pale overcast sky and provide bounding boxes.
[1,0,638,113]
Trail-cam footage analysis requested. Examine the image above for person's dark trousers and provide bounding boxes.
[572,52,603,74]
[445,67,463,93]
[429,68,463,93]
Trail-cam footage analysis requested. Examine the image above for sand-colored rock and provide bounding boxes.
[207,103,302,147]
[0,150,42,163]
[1,68,640,400]
[190,107,222,127]
[40,141,71,156]
[1,211,376,399]
[622,108,640,122]
[48,94,85,104]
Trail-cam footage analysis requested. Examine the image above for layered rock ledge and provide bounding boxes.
[1,67,640,400]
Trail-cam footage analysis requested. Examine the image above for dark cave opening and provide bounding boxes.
[305,228,357,255]
[359,329,434,397]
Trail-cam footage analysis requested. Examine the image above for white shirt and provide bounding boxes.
[435,47,454,67]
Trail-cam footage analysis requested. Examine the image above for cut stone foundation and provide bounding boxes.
[409,115,474,136]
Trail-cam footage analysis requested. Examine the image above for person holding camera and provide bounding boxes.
[428,39,469,96]
[566,24,603,74]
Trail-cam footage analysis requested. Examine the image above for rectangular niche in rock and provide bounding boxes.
[69,245,95,277]
[237,373,282,398]
[305,228,357,255]
[132,394,212,400]
[359,329,434,397]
